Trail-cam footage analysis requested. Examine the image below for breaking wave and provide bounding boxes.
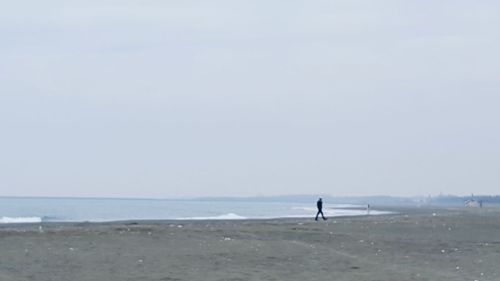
[175,213,248,220]
[0,216,43,224]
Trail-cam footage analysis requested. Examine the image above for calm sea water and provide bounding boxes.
[0,197,388,223]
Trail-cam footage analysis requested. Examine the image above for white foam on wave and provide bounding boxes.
[275,210,393,219]
[325,209,393,216]
[174,209,393,221]
[0,216,42,224]
[175,213,248,220]
[292,204,368,212]
[285,205,394,219]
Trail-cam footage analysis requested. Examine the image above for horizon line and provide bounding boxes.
[1,194,498,201]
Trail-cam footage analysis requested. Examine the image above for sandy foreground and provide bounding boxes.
[1,206,499,281]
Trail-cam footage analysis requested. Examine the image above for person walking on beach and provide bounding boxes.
[315,198,327,221]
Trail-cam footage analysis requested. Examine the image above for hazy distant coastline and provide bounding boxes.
[193,194,500,205]
[2,194,500,205]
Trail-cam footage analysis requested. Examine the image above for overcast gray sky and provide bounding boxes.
[1,0,499,198]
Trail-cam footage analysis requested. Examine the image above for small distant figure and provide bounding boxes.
[479,200,483,208]
[367,204,371,215]
[315,198,327,221]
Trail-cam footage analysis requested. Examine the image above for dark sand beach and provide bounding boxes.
[1,206,499,281]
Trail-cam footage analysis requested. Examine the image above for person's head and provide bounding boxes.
[319,198,322,201]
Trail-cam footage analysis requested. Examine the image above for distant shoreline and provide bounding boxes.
[2,194,500,205]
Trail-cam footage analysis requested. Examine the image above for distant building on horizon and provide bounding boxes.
[465,194,483,208]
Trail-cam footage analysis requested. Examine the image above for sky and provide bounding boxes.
[1,0,499,198]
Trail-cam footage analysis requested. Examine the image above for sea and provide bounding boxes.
[0,197,390,223]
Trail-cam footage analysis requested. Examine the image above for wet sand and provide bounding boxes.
[1,206,499,281]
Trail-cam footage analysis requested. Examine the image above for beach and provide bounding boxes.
[1,206,499,281]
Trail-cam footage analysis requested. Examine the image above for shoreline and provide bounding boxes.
[1,206,499,281]
[0,211,394,226]
[0,206,393,225]
[1,204,495,227]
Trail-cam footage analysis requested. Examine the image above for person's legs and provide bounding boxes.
[316,210,327,220]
